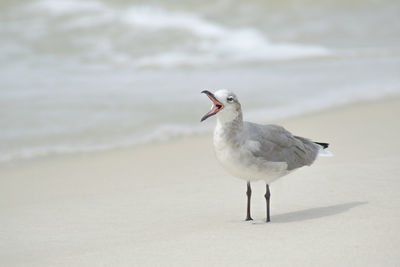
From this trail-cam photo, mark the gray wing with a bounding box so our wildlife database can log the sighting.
[244,122,320,171]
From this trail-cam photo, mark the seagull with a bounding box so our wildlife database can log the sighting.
[200,89,330,222]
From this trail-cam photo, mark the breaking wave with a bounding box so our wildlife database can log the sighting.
[15,0,331,68]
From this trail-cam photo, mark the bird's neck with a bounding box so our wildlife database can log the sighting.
[215,112,243,143]
[216,106,243,125]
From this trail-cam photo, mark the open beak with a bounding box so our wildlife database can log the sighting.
[201,90,224,122]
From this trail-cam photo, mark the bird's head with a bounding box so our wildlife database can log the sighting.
[201,89,242,123]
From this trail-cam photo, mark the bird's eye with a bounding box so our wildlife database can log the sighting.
[227,96,234,102]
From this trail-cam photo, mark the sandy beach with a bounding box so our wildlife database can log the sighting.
[1,96,400,266]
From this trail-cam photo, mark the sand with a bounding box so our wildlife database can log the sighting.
[1,97,400,266]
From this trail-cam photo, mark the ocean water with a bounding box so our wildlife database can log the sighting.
[1,0,399,162]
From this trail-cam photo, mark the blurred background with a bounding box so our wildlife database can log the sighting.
[1,0,399,163]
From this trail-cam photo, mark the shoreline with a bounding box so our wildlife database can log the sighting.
[1,92,399,171]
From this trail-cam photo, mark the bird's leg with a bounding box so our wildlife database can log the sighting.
[265,184,271,222]
[246,181,253,221]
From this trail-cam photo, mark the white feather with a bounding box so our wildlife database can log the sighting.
[318,147,333,157]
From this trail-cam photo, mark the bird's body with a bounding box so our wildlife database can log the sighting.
[214,120,328,182]
[215,122,295,183]
[201,89,330,222]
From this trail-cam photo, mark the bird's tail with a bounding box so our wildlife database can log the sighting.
[314,142,329,149]
[314,142,333,157]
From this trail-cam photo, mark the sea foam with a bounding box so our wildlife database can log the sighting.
[28,1,330,68]
[122,6,330,67]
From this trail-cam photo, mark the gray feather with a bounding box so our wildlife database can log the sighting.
[244,123,320,170]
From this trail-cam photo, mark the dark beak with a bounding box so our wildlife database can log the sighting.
[201,90,224,122]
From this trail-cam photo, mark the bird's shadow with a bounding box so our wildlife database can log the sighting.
[252,201,367,224]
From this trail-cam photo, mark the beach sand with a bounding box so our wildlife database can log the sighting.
[1,97,400,266]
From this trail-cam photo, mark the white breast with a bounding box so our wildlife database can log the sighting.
[213,123,289,183]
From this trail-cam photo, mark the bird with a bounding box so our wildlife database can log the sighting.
[200,89,330,222]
